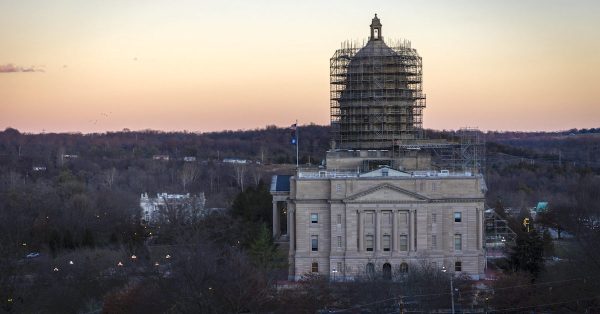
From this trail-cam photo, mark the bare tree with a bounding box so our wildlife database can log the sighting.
[249,164,262,187]
[180,163,199,192]
[56,146,65,167]
[103,167,117,190]
[232,163,247,191]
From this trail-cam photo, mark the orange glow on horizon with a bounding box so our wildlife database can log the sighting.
[1,1,599,133]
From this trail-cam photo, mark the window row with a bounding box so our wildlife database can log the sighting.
[430,234,462,250]
[364,234,408,252]
[311,261,462,274]
[310,213,343,224]
[310,211,463,225]
[313,234,462,252]
[311,261,344,273]
[431,211,462,223]
[366,262,408,279]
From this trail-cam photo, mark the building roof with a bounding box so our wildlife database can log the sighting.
[353,39,397,58]
[359,167,411,178]
[536,201,548,212]
[270,175,292,192]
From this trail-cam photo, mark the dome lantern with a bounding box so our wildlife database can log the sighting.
[370,14,382,40]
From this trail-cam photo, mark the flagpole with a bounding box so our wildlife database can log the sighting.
[296,119,299,169]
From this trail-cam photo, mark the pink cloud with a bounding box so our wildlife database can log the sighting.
[0,63,44,73]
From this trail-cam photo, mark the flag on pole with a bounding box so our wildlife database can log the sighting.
[290,123,297,145]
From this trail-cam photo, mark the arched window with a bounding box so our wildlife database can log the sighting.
[383,263,392,280]
[366,262,375,276]
[400,262,409,273]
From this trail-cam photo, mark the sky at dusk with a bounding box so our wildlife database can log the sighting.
[1,0,599,133]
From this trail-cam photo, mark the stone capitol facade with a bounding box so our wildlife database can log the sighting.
[271,15,486,281]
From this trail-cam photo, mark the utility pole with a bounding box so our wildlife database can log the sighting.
[296,120,299,169]
[398,295,405,314]
[442,266,455,314]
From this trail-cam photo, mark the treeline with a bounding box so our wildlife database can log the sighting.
[1,125,600,312]
[0,124,330,168]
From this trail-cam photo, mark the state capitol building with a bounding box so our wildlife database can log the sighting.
[271,15,486,281]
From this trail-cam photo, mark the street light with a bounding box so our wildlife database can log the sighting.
[332,268,338,282]
[441,266,455,314]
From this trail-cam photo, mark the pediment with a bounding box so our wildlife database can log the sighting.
[345,184,428,203]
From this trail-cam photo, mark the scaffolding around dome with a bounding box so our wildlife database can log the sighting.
[330,37,426,150]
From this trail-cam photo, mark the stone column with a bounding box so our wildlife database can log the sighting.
[289,206,295,254]
[409,209,416,251]
[408,210,412,251]
[414,209,418,251]
[375,210,381,252]
[358,210,363,251]
[272,201,280,238]
[392,210,398,252]
[287,204,296,281]
[478,208,484,250]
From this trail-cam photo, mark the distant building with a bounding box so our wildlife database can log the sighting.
[535,201,548,213]
[183,156,197,162]
[140,192,206,224]
[223,158,249,164]
[152,155,170,161]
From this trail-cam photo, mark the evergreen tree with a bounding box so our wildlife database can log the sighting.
[248,224,285,272]
[510,229,545,278]
[542,229,554,257]
[231,181,272,226]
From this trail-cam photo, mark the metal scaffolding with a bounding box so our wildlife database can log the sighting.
[328,16,485,174]
[330,33,426,150]
[484,210,517,259]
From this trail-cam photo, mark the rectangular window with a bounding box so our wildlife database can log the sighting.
[336,183,341,192]
[432,262,438,269]
[311,235,318,251]
[337,214,342,225]
[432,213,437,224]
[431,235,437,249]
[337,262,342,273]
[311,213,318,224]
[366,212,374,225]
[454,212,462,223]
[366,235,374,251]
[383,235,391,251]
[399,235,408,251]
[337,236,342,248]
[455,261,462,272]
[419,181,425,192]
[382,212,390,225]
[454,234,462,251]
[312,262,319,273]
[401,213,408,224]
